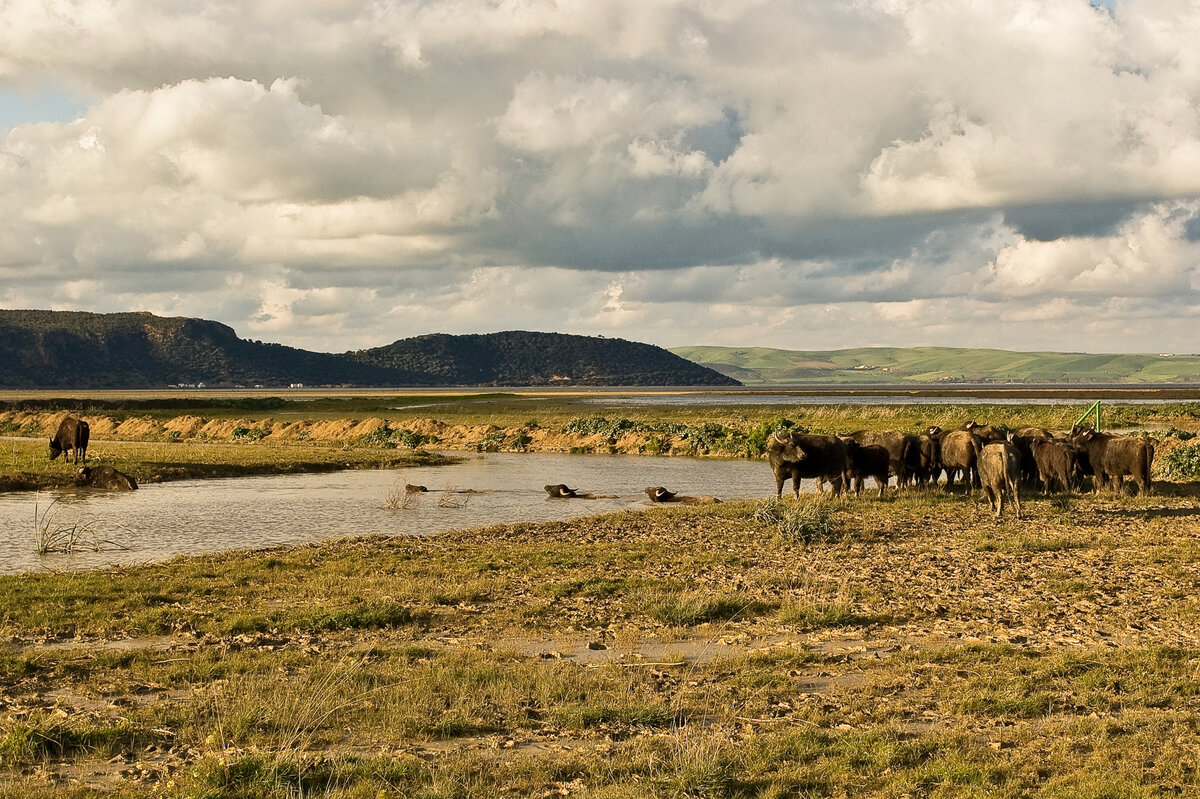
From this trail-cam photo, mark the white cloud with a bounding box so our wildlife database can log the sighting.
[0,0,1199,355]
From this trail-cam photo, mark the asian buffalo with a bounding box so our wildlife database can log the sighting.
[912,433,941,487]
[929,426,982,492]
[978,442,1021,519]
[545,484,579,498]
[766,432,847,498]
[1011,427,1053,486]
[961,420,1008,443]
[49,417,90,464]
[75,465,137,491]
[645,486,721,505]
[1030,439,1078,494]
[846,430,918,487]
[1070,428,1154,495]
[842,439,890,498]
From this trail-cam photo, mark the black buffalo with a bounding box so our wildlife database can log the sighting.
[846,430,918,486]
[842,439,890,498]
[644,486,720,505]
[766,432,847,498]
[75,465,137,491]
[49,417,90,463]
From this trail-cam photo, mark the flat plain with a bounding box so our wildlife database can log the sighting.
[1,390,1199,797]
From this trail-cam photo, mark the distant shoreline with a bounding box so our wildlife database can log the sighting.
[2,383,1200,402]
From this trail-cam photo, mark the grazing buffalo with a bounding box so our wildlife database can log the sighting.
[1030,439,1078,494]
[49,417,90,464]
[931,427,982,492]
[405,484,428,493]
[842,439,890,498]
[847,430,918,486]
[74,465,137,491]
[1071,428,1154,495]
[766,432,847,498]
[978,442,1021,519]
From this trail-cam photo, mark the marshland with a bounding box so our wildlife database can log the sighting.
[2,389,1200,797]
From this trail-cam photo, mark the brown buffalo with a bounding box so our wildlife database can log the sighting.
[931,427,982,492]
[49,417,90,464]
[1030,439,1078,494]
[1071,429,1154,495]
[766,432,847,498]
[912,433,941,487]
[74,465,137,491]
[978,442,1021,519]
[842,439,890,498]
[545,484,579,498]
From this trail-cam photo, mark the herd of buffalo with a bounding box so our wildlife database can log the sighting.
[768,421,1155,519]
[46,414,1158,516]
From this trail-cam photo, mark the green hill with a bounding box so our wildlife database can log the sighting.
[0,310,738,388]
[670,345,1200,385]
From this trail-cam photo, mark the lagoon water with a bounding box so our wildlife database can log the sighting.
[1,452,776,575]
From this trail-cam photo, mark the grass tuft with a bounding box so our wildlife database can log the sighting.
[752,498,839,542]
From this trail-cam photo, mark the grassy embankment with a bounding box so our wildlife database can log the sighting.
[1,484,1200,796]
[4,393,1200,492]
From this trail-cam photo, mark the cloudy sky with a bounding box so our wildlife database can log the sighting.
[1,0,1199,354]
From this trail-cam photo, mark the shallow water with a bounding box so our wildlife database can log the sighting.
[1,452,779,575]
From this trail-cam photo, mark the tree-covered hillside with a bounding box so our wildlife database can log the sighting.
[0,311,736,388]
[352,332,739,386]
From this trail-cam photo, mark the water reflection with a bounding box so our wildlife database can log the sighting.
[1,452,777,575]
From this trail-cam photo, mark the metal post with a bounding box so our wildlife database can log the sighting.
[1074,400,1100,431]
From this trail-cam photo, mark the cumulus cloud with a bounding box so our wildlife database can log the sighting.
[0,0,1199,354]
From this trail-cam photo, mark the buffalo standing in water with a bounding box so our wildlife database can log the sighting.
[50,417,90,464]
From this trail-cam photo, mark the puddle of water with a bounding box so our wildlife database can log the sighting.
[0,452,780,575]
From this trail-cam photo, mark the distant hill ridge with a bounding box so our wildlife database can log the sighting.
[0,310,738,388]
[670,345,1200,385]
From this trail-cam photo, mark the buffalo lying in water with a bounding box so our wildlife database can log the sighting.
[644,486,720,505]
[75,465,137,491]
[544,484,616,499]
